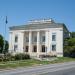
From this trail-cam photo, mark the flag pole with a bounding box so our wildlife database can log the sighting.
[3,16,8,54]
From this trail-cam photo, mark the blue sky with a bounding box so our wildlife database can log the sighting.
[0,0,75,40]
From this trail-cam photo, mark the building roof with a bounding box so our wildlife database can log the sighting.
[9,19,69,32]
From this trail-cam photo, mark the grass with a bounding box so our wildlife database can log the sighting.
[0,57,75,69]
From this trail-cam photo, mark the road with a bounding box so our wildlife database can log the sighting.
[0,61,75,75]
[41,67,75,75]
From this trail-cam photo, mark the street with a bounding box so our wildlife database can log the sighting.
[0,61,75,75]
[41,67,75,75]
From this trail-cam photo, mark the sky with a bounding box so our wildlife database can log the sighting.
[0,0,75,40]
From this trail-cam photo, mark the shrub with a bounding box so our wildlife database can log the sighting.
[0,53,15,62]
[2,53,13,61]
[70,46,75,58]
[0,54,4,62]
[15,53,30,60]
[64,46,71,57]
[15,53,22,60]
[23,54,30,59]
[0,53,30,61]
[0,54,4,58]
[64,46,75,58]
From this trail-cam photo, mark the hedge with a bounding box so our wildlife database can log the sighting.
[0,53,30,62]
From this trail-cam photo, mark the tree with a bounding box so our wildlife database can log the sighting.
[4,40,9,53]
[68,38,75,46]
[0,34,9,53]
[64,38,75,57]
[70,32,75,38]
[0,34,4,53]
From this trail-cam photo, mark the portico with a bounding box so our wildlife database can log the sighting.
[23,30,48,57]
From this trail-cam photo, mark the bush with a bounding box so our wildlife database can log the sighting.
[0,54,4,62]
[15,53,30,60]
[64,38,75,58]
[0,53,15,62]
[0,53,30,62]
[4,53,14,61]
[70,46,75,58]
[64,46,71,57]
[64,46,75,58]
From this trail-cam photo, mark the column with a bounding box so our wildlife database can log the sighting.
[37,31,40,57]
[45,31,49,54]
[9,32,13,53]
[18,32,24,53]
[29,31,32,54]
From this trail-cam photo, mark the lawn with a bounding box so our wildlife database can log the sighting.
[0,57,75,69]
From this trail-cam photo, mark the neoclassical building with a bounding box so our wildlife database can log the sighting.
[9,19,69,57]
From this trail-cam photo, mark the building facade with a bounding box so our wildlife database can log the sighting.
[9,19,69,57]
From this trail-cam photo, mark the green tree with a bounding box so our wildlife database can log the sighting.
[70,32,75,38]
[0,34,4,53]
[3,40,9,54]
[0,34,9,53]
[68,38,75,46]
[64,38,75,57]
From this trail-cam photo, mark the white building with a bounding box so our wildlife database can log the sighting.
[9,19,69,57]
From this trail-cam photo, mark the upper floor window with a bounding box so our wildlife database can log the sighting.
[33,36,37,42]
[52,33,56,41]
[26,37,29,42]
[15,35,18,43]
[14,45,18,52]
[42,36,45,42]
[52,45,56,51]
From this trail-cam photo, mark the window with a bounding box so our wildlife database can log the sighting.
[42,36,45,42]
[14,45,18,51]
[25,46,29,52]
[33,45,37,52]
[52,33,56,41]
[15,35,18,43]
[26,37,29,42]
[42,45,45,52]
[52,45,56,51]
[34,36,37,42]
